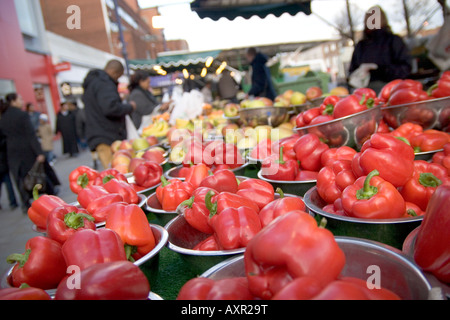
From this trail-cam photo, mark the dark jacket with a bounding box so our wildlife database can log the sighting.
[129,87,158,129]
[248,52,277,100]
[349,29,412,84]
[82,69,133,150]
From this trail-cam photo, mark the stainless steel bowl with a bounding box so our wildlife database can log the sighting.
[381,96,450,131]
[164,162,250,181]
[414,149,443,161]
[257,169,316,196]
[201,236,434,300]
[239,106,291,127]
[294,105,382,150]
[289,102,312,114]
[303,187,423,250]
[164,214,245,275]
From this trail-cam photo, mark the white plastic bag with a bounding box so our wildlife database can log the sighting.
[427,16,450,71]
[125,114,139,140]
[348,63,378,88]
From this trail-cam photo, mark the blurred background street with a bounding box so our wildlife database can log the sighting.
[0,140,97,279]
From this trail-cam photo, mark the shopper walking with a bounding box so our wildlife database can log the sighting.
[82,59,136,169]
[0,93,46,212]
[37,113,55,164]
[218,69,239,103]
[245,47,277,101]
[0,130,18,211]
[56,101,79,157]
[25,102,41,133]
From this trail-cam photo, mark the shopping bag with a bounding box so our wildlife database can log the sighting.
[125,114,139,140]
[427,17,450,71]
[23,160,47,192]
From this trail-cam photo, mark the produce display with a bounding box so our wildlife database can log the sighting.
[2,75,450,301]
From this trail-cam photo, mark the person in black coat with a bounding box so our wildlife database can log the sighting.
[0,94,47,212]
[245,47,277,101]
[349,6,412,93]
[56,101,79,157]
[0,130,18,210]
[82,60,136,169]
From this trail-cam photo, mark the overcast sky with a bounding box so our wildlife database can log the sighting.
[137,0,444,52]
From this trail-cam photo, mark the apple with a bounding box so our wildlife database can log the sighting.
[119,140,132,150]
[330,86,349,96]
[132,137,150,151]
[169,145,187,164]
[306,86,323,100]
[237,136,257,150]
[142,149,165,164]
[129,157,147,173]
[224,128,244,144]
[271,128,294,141]
[254,125,272,143]
[290,91,307,105]
[111,153,131,170]
[256,97,273,107]
[114,149,133,158]
[248,99,267,109]
[113,163,129,174]
[221,123,239,137]
[111,140,122,152]
[240,99,251,109]
[146,136,159,146]
[282,89,294,102]
[224,103,239,117]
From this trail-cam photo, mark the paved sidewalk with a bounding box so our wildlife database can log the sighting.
[0,140,100,280]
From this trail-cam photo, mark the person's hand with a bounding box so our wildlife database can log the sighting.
[160,101,171,111]
[36,154,45,163]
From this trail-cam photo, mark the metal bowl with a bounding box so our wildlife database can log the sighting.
[145,192,178,226]
[164,214,245,275]
[201,236,434,300]
[294,105,382,150]
[257,169,316,196]
[303,187,423,250]
[414,149,443,161]
[289,102,312,114]
[239,106,291,127]
[164,162,250,181]
[381,96,450,131]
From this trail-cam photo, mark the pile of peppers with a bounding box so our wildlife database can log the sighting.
[316,132,450,219]
[177,211,401,300]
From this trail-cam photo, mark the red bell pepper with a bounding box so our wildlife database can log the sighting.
[320,146,357,167]
[261,146,299,181]
[249,138,272,160]
[319,95,340,115]
[211,142,244,169]
[69,165,99,194]
[86,193,124,219]
[387,86,429,106]
[301,107,321,125]
[93,168,128,186]
[193,235,221,251]
[55,261,150,300]
[182,139,206,167]
[205,190,260,216]
[322,198,346,216]
[295,170,319,181]
[179,187,217,234]
[236,178,275,211]
[332,94,368,119]
[413,185,450,283]
[317,160,356,204]
[293,133,330,171]
[132,160,163,188]
[77,185,110,209]
[432,142,450,175]
[271,276,324,300]
[355,133,415,187]
[389,122,423,143]
[353,87,378,106]
[258,188,305,228]
[390,79,423,94]
[178,166,191,178]
[271,134,301,160]
[184,163,210,188]
[244,210,346,299]
[105,203,156,261]
[103,178,139,204]
[46,205,96,244]
[209,205,261,250]
[429,71,450,98]
[341,170,406,219]
[62,228,127,271]
[410,129,450,152]
[378,79,403,103]
[404,201,425,217]
[198,168,239,193]
[156,176,195,211]
[0,284,51,300]
[27,184,67,230]
[309,114,334,125]
[177,277,254,300]
[6,236,67,289]
[376,119,391,133]
[400,160,450,211]
[311,277,400,300]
